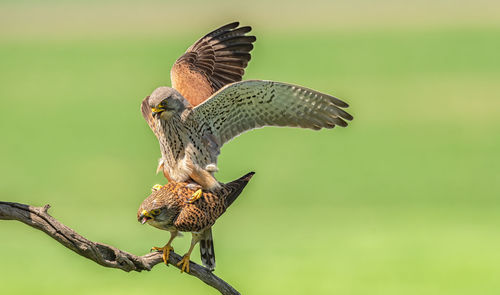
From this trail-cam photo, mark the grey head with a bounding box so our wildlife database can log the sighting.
[148,86,190,120]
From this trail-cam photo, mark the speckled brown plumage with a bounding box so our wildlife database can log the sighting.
[137,172,254,271]
[140,182,226,232]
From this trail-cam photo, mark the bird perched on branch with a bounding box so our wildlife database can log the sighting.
[137,172,254,273]
[141,21,353,201]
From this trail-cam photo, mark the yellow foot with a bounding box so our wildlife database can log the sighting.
[176,254,191,273]
[151,245,174,265]
[151,184,163,192]
[186,189,203,204]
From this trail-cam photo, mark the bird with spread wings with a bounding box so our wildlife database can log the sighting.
[141,22,353,201]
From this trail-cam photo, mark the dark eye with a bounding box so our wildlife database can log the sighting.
[151,209,161,216]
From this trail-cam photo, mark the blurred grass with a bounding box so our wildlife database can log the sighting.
[1,1,500,294]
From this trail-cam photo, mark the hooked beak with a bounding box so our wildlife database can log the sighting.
[138,210,152,224]
[151,107,164,118]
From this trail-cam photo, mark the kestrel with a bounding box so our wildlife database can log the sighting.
[137,172,254,273]
[141,22,353,199]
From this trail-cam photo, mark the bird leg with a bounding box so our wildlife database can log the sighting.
[186,189,203,204]
[151,184,163,192]
[177,244,194,273]
[190,169,221,190]
[185,182,203,204]
[186,169,221,203]
[151,230,178,265]
[177,233,202,273]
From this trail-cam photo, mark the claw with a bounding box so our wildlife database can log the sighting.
[177,254,191,273]
[151,245,174,265]
[186,189,203,204]
[151,184,163,192]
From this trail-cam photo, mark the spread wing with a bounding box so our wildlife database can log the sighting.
[170,22,256,107]
[186,80,353,148]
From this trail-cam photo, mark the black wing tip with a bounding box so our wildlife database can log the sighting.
[334,99,349,108]
[216,21,253,34]
[226,21,240,28]
[222,171,255,208]
[237,25,252,33]
[333,98,353,121]
[339,121,349,127]
[247,35,257,42]
[217,21,239,31]
[225,23,253,39]
[242,171,256,181]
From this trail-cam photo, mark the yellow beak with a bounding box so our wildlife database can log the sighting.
[141,210,152,218]
[139,210,153,224]
[151,107,165,114]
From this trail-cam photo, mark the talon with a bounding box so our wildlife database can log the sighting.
[186,189,203,204]
[151,184,163,192]
[177,254,191,273]
[151,245,174,265]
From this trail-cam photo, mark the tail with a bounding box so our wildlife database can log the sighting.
[199,227,215,271]
[220,172,255,208]
[199,172,254,271]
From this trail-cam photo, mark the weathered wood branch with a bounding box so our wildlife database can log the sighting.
[0,201,240,295]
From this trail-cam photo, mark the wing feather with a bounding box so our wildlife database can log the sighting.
[171,22,256,107]
[186,80,353,147]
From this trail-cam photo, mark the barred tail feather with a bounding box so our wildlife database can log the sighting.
[199,227,215,271]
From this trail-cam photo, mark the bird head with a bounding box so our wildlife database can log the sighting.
[148,87,189,120]
[137,207,164,225]
[137,186,179,227]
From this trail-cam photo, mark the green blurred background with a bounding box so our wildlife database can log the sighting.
[1,0,499,294]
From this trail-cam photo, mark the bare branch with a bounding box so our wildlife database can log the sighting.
[0,201,240,295]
